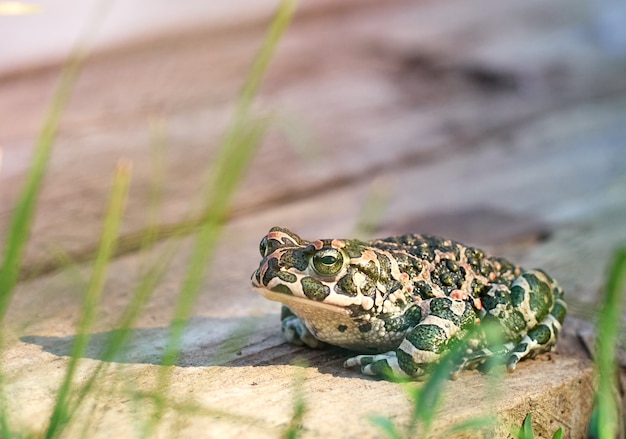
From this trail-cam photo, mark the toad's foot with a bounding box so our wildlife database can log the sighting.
[281,307,325,349]
[344,351,413,379]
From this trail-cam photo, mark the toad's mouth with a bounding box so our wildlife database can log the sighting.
[253,287,350,316]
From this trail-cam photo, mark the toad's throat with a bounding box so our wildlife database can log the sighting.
[255,288,350,316]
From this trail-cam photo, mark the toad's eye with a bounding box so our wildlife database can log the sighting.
[311,248,344,276]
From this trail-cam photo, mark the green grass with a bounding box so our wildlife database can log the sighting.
[0,0,296,437]
[0,3,110,434]
[44,161,132,439]
[145,2,296,436]
[369,323,506,438]
[589,248,626,439]
[517,414,563,439]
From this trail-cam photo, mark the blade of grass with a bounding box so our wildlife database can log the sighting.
[139,116,168,255]
[408,353,454,434]
[0,63,67,318]
[44,159,132,439]
[159,117,269,371]
[62,139,188,437]
[517,413,534,439]
[370,416,404,439]
[0,0,113,321]
[10,120,175,438]
[0,4,113,434]
[69,240,182,438]
[405,322,507,436]
[144,118,270,437]
[159,0,296,377]
[551,427,563,439]
[281,366,307,439]
[141,2,297,435]
[594,248,626,439]
[0,370,8,439]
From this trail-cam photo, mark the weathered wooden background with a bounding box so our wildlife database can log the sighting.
[2,0,625,437]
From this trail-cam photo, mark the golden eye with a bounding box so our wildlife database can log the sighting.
[311,248,344,276]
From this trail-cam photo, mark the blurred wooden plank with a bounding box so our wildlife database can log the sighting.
[1,0,625,278]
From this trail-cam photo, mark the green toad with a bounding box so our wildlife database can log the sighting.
[251,227,566,379]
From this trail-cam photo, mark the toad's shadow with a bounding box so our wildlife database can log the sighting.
[20,314,351,370]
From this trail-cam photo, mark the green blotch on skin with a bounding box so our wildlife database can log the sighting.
[415,280,434,298]
[343,239,368,258]
[281,305,297,320]
[481,288,510,313]
[523,273,551,316]
[429,298,461,326]
[336,272,358,297]
[405,305,422,326]
[397,349,421,375]
[280,248,311,272]
[440,272,454,286]
[552,301,567,323]
[512,343,528,354]
[385,304,423,333]
[369,360,393,377]
[431,259,464,291]
[503,310,527,334]
[510,285,525,307]
[459,302,478,327]
[529,324,552,345]
[446,259,459,272]
[301,276,330,301]
[277,271,297,283]
[271,284,293,295]
[360,260,379,280]
[383,315,409,332]
[406,324,447,353]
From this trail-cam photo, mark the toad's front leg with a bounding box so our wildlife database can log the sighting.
[280,305,326,349]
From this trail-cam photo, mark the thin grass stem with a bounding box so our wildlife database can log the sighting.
[44,160,132,439]
[594,248,626,439]
[141,2,297,435]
